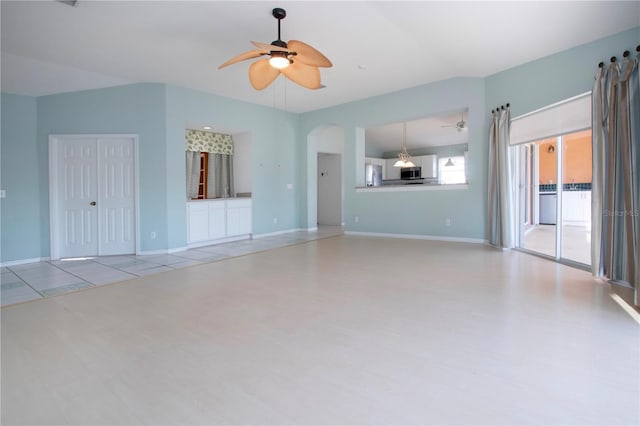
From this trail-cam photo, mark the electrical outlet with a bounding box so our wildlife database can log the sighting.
[150,231,157,239]
[273,217,278,224]
[445,218,452,227]
[355,216,359,223]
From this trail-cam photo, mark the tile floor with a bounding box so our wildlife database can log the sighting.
[1,227,343,307]
[523,224,591,265]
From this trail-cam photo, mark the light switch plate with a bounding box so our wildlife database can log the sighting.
[0,190,5,198]
[286,183,293,190]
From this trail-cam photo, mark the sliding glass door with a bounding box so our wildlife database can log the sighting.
[514,130,592,267]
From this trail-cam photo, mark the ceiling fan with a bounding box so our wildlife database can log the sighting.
[441,112,468,132]
[218,7,332,91]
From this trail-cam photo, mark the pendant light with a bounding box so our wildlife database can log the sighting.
[393,122,415,168]
[445,157,455,167]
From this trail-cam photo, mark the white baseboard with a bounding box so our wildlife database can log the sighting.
[137,235,252,255]
[253,228,307,239]
[185,234,250,249]
[344,231,487,244]
[1,256,51,267]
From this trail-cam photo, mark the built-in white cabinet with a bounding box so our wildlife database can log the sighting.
[413,155,437,179]
[208,201,226,240]
[187,198,252,246]
[226,198,252,236]
[385,159,401,179]
[187,202,210,243]
[562,191,591,226]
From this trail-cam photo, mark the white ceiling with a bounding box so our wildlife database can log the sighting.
[1,1,638,113]
[366,109,469,153]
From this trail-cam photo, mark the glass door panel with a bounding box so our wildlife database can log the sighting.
[520,139,557,258]
[560,130,592,265]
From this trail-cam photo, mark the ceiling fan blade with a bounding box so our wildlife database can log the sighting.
[218,50,265,69]
[280,61,321,89]
[250,40,291,52]
[287,40,332,67]
[248,59,281,90]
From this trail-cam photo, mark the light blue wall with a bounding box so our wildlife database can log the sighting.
[486,26,640,118]
[1,27,638,262]
[1,94,40,261]
[36,84,169,254]
[299,77,488,240]
[164,85,301,238]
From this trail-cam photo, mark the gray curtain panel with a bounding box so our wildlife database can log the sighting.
[185,151,201,199]
[592,52,639,305]
[207,153,235,199]
[488,107,514,248]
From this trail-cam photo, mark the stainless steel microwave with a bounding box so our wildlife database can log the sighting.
[400,166,421,180]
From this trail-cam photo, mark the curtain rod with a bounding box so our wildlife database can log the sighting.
[598,44,640,68]
[491,103,510,114]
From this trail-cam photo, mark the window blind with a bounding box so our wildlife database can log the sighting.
[510,93,591,146]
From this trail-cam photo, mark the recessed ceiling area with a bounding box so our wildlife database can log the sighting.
[366,110,469,155]
[1,1,638,112]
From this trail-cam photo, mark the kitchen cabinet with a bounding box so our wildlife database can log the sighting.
[386,158,401,179]
[561,191,591,226]
[187,198,252,246]
[413,155,437,178]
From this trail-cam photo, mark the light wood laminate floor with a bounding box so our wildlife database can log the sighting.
[1,235,638,425]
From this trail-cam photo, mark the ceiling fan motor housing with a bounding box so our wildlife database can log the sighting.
[271,8,287,49]
[272,8,286,19]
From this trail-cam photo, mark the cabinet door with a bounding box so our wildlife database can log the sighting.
[386,159,401,179]
[187,202,209,243]
[421,155,437,178]
[226,200,252,236]
[237,207,252,234]
[562,192,581,223]
[208,203,226,240]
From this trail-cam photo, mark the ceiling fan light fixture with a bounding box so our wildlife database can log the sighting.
[269,53,290,69]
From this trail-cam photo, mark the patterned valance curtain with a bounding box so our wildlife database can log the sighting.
[185,129,233,155]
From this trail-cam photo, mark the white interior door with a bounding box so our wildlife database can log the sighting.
[56,138,99,258]
[317,153,342,225]
[98,137,135,256]
[51,135,136,259]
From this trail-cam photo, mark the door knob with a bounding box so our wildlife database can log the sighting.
[90,201,97,206]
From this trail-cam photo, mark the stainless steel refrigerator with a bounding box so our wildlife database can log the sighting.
[365,164,382,187]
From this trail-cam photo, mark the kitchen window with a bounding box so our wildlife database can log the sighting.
[438,156,466,184]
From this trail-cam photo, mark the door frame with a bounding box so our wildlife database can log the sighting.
[49,134,140,260]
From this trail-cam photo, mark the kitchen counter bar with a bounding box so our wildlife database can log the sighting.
[355,183,468,192]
